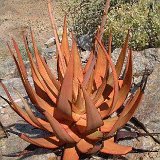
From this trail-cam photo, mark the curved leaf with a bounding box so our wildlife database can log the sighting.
[44,111,75,143]
[20,134,62,149]
[57,54,73,117]
[110,49,132,114]
[101,137,132,155]
[81,85,103,132]
[61,15,70,64]
[48,0,66,75]
[108,88,143,137]
[63,147,79,160]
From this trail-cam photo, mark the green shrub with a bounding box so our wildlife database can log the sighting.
[65,0,160,50]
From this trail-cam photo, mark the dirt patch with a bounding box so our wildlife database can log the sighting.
[0,0,65,78]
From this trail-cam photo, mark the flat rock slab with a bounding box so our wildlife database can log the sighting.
[0,106,57,160]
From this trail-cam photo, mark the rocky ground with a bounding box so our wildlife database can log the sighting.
[0,0,65,79]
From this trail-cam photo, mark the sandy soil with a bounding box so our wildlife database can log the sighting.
[0,0,64,62]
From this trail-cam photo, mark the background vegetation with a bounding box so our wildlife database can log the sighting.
[63,0,160,50]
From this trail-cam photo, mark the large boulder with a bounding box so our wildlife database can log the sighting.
[112,48,160,159]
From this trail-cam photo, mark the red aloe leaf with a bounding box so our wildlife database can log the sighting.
[24,46,51,103]
[98,99,112,119]
[73,86,86,114]
[95,38,119,117]
[57,54,73,117]
[107,31,129,88]
[120,88,142,117]
[40,55,61,90]
[76,139,93,153]
[65,127,81,143]
[83,54,96,86]
[86,130,103,142]
[61,15,70,64]
[81,85,103,132]
[1,84,54,133]
[87,144,102,154]
[0,88,39,129]
[101,137,132,155]
[72,34,83,100]
[110,49,132,114]
[0,80,13,102]
[94,44,107,88]
[44,111,75,143]
[100,116,118,133]
[30,66,51,103]
[108,88,143,137]
[2,101,40,131]
[57,55,64,83]
[7,44,40,107]
[20,134,62,149]
[94,84,112,107]
[62,147,79,160]
[14,88,54,132]
[12,38,28,78]
[30,56,57,104]
[83,51,93,74]
[8,43,54,113]
[11,39,44,104]
[93,71,109,104]
[30,31,59,95]
[24,41,57,104]
[75,117,86,134]
[86,72,94,94]
[98,0,110,41]
[93,81,122,119]
[14,89,43,127]
[48,0,66,76]
[115,31,130,77]
[94,77,124,109]
[108,31,112,57]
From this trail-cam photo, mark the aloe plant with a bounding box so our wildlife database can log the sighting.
[0,0,147,159]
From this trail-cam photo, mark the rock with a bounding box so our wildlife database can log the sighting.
[0,77,33,109]
[136,61,160,131]
[111,48,160,159]
[112,48,160,82]
[0,106,57,160]
[12,61,31,78]
[44,37,56,48]
[46,55,58,77]
[0,122,7,139]
[0,57,31,79]
[0,105,29,160]
[77,34,93,51]
[23,149,57,160]
[42,46,56,59]
[57,27,63,37]
[81,50,91,64]
[0,58,16,79]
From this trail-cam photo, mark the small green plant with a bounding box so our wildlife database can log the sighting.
[66,0,160,50]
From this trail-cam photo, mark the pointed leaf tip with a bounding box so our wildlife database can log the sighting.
[57,54,73,117]
[81,85,103,132]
